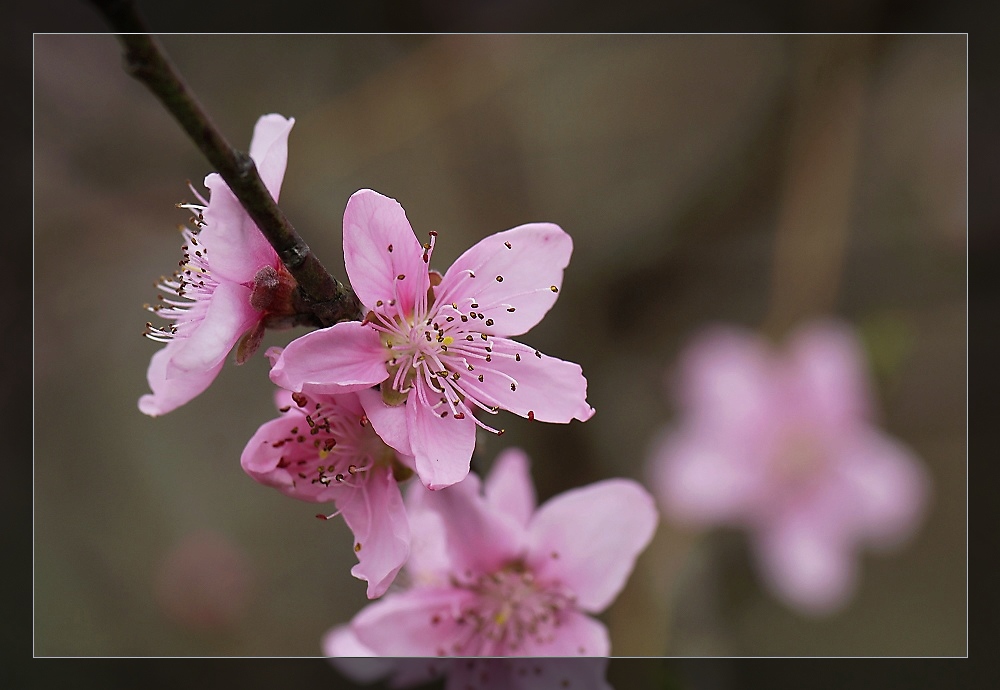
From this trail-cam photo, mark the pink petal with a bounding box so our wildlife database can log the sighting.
[415,469,524,576]
[835,430,930,550]
[526,479,658,613]
[517,609,611,657]
[458,338,594,422]
[786,320,874,430]
[648,428,764,525]
[166,281,259,376]
[341,466,411,599]
[753,511,858,615]
[402,482,452,582]
[200,173,278,284]
[674,326,774,440]
[239,413,332,501]
[406,396,476,490]
[435,223,572,337]
[343,189,429,316]
[351,588,478,656]
[269,321,389,394]
[483,447,536,528]
[322,624,376,657]
[248,114,294,199]
[322,626,395,683]
[356,386,413,457]
[138,344,222,417]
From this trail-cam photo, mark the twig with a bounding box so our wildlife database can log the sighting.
[87,0,363,327]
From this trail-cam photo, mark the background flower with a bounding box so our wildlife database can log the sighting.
[648,321,930,614]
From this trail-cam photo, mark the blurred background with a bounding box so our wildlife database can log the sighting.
[34,33,964,662]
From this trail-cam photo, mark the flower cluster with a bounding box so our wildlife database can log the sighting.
[139,113,931,663]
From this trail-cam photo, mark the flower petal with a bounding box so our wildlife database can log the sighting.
[356,386,412,457]
[138,344,222,417]
[414,469,524,576]
[351,588,478,656]
[752,512,858,616]
[648,428,765,525]
[436,223,572,337]
[342,466,410,599]
[322,626,393,683]
[527,479,658,613]
[248,114,294,199]
[459,338,594,423]
[674,326,774,440]
[343,189,429,315]
[270,321,389,394]
[484,447,536,528]
[199,173,278,284]
[402,482,453,584]
[167,281,259,376]
[517,610,611,657]
[239,412,336,502]
[406,395,476,490]
[835,430,930,549]
[787,320,874,430]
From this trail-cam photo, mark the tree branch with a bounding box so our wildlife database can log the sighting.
[87,0,362,327]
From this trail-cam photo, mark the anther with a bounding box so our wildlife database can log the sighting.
[504,241,512,249]
[292,392,309,407]
[485,319,494,326]
[507,307,516,312]
[515,353,521,361]
[397,274,406,280]
[454,412,465,419]
[511,383,517,391]
[387,244,393,252]
[550,285,559,292]
[496,275,504,282]
[528,410,535,420]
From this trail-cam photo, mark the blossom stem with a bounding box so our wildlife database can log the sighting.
[87,0,363,327]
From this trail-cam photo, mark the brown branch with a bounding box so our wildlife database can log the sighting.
[87,0,362,327]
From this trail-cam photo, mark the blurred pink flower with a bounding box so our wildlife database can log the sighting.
[154,530,253,631]
[329,448,657,656]
[324,624,612,690]
[648,321,930,615]
[242,372,415,599]
[139,114,296,416]
[270,189,594,490]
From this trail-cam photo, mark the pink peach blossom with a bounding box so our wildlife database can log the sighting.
[139,114,296,416]
[648,321,930,615]
[330,448,657,656]
[324,624,612,690]
[241,375,414,599]
[270,189,594,490]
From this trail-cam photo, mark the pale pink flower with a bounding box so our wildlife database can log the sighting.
[329,448,657,656]
[139,114,297,416]
[270,189,594,489]
[324,625,612,690]
[241,366,414,599]
[648,321,930,615]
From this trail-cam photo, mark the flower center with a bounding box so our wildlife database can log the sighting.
[770,429,827,487]
[436,561,576,656]
[273,392,407,493]
[364,295,511,435]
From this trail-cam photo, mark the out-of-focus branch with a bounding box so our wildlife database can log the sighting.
[87,0,362,327]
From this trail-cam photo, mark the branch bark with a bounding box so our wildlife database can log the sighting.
[87,0,362,327]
